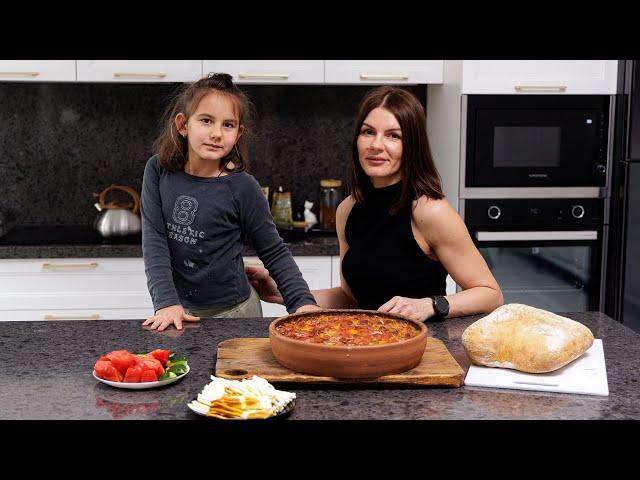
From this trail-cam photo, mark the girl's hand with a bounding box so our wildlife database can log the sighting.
[295,304,323,314]
[245,265,284,304]
[142,305,200,331]
[377,296,435,323]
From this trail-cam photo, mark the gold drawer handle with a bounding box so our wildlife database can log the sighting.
[0,71,40,77]
[113,72,167,79]
[42,262,99,270]
[514,85,567,92]
[360,74,409,80]
[237,73,290,79]
[44,314,100,320]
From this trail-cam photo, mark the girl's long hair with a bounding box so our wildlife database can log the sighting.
[153,73,255,173]
[349,86,444,213]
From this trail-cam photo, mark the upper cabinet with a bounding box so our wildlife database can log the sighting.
[76,60,202,82]
[325,60,444,84]
[0,61,76,82]
[203,60,324,84]
[462,60,618,94]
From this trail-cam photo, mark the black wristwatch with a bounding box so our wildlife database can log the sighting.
[429,295,449,321]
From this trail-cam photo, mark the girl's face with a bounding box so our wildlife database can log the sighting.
[176,90,244,165]
[357,107,403,188]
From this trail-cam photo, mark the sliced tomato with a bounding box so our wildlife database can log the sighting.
[123,364,144,383]
[94,360,113,379]
[138,358,165,376]
[102,364,123,382]
[140,369,158,382]
[148,349,170,366]
[106,350,137,376]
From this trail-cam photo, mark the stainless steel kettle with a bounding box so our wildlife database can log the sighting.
[93,185,142,237]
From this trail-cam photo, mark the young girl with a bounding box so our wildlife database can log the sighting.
[141,73,319,331]
[247,86,503,322]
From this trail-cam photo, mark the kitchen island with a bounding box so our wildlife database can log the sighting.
[1,311,639,420]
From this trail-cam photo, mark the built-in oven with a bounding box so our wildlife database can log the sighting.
[461,95,613,198]
[463,198,606,312]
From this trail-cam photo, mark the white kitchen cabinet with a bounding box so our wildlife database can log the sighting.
[203,60,324,84]
[325,60,443,84]
[244,255,332,317]
[0,258,153,321]
[76,61,202,83]
[462,60,618,94]
[0,61,76,82]
[331,255,341,288]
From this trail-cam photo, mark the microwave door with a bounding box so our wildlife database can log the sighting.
[466,95,610,189]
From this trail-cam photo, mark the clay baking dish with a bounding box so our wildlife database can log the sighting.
[268,309,428,379]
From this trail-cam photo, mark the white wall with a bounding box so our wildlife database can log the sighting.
[426,60,463,213]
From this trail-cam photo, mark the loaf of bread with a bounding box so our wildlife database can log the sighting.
[461,303,594,373]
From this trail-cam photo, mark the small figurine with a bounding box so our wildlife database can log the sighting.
[303,200,317,227]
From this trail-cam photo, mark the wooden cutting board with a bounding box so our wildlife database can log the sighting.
[215,337,464,386]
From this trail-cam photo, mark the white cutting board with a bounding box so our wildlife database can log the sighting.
[464,339,609,396]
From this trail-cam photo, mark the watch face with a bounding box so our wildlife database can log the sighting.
[434,296,449,315]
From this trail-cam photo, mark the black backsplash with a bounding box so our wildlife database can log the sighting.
[0,82,426,225]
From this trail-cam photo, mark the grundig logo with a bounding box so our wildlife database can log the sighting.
[528,173,548,178]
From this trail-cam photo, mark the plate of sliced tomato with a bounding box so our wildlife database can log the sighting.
[93,349,189,390]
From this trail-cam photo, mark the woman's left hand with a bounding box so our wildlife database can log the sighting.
[377,296,434,322]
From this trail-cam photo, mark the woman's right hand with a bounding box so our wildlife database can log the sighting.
[142,305,200,331]
[245,265,284,304]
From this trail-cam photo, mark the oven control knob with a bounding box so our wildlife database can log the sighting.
[571,205,585,219]
[487,206,501,220]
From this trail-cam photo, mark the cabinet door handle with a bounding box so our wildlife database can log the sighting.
[237,73,290,79]
[514,85,567,92]
[360,74,409,80]
[42,262,99,270]
[0,71,40,77]
[44,314,100,320]
[113,72,167,79]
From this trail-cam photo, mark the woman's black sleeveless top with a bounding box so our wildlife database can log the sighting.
[342,181,447,310]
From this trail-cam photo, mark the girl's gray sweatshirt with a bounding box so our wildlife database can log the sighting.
[141,156,316,314]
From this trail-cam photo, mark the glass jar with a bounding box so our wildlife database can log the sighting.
[319,179,342,230]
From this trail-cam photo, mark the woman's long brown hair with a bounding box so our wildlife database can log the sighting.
[349,86,444,213]
[152,73,254,173]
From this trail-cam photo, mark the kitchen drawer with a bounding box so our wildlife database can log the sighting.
[0,258,152,318]
[203,60,324,84]
[0,258,149,295]
[0,258,145,274]
[0,307,153,322]
[76,60,202,82]
[325,60,443,84]
[0,273,148,295]
[0,60,76,82]
[0,291,152,311]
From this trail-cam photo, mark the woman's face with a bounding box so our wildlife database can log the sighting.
[176,90,244,165]
[357,107,403,187]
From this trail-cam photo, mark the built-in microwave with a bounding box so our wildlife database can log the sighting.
[462,95,613,193]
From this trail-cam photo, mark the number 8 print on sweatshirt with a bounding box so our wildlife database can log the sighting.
[173,195,199,226]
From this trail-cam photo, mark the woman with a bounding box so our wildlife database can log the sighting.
[246,86,502,322]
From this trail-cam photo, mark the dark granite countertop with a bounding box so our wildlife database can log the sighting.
[0,234,339,258]
[1,311,639,420]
